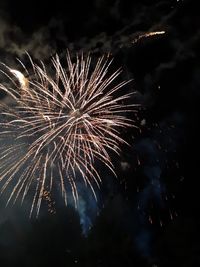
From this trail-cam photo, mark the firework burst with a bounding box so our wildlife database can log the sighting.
[0,52,135,216]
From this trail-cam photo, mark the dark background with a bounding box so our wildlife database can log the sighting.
[0,0,199,266]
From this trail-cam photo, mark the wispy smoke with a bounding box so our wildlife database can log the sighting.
[76,183,99,235]
[133,112,184,261]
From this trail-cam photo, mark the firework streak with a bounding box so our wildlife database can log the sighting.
[132,31,165,44]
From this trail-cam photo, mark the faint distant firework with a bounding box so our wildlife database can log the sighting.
[0,52,136,216]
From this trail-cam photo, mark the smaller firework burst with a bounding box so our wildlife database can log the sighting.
[0,51,136,216]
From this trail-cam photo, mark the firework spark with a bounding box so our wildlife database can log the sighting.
[132,31,165,44]
[0,52,135,216]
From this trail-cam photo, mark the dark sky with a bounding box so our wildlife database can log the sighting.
[0,0,199,266]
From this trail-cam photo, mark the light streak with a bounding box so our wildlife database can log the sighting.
[132,31,166,44]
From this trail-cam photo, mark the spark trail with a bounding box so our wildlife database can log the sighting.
[0,52,135,216]
[132,31,165,44]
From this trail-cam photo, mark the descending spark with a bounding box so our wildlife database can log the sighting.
[132,31,165,44]
[0,52,136,216]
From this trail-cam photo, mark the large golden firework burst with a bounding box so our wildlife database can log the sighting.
[0,52,135,216]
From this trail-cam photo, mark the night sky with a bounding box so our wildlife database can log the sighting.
[0,0,199,266]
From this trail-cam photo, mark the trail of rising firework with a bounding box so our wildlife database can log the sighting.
[132,31,165,44]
